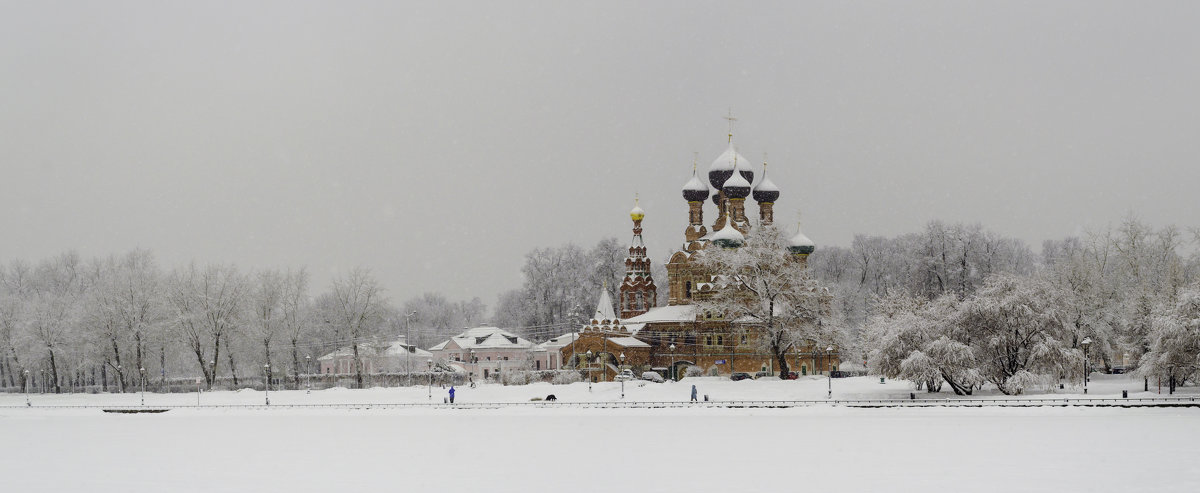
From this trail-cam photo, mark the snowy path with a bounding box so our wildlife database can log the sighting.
[1,406,1198,493]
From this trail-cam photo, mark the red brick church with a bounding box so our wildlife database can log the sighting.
[560,124,838,381]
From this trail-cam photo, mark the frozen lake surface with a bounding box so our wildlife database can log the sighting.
[2,376,1198,493]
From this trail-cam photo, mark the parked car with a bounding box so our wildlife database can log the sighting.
[753,371,773,379]
[1110,367,1127,374]
[730,372,752,381]
[640,371,664,383]
[614,369,635,382]
[784,371,800,380]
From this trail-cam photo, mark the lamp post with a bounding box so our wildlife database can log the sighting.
[263,363,271,405]
[404,310,417,387]
[139,367,146,406]
[586,350,593,392]
[1081,337,1091,395]
[826,346,834,400]
[619,353,626,399]
[305,355,312,394]
[40,369,45,394]
[24,370,30,406]
[427,360,433,401]
[669,343,676,382]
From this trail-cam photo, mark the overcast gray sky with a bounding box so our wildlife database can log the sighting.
[2,1,1198,307]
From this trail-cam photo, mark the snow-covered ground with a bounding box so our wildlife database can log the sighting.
[0,373,1193,407]
[2,375,1199,492]
[2,405,1198,492]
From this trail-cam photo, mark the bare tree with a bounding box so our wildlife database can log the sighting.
[328,268,386,388]
[167,264,245,390]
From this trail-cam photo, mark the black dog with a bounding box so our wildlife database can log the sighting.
[545,394,557,401]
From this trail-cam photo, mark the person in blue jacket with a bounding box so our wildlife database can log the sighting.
[449,386,455,404]
[690,384,698,402]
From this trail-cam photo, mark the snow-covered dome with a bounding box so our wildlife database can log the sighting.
[708,142,753,189]
[788,223,815,255]
[682,167,710,202]
[630,199,645,222]
[722,167,751,199]
[752,164,779,203]
[711,217,745,249]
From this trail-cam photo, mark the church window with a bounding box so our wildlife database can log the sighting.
[705,335,713,346]
[716,335,723,346]
[740,334,747,345]
[636,292,643,310]
[685,281,692,299]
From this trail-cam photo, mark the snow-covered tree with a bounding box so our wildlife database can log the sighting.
[695,224,840,379]
[865,294,982,394]
[956,274,1083,394]
[1138,283,1200,390]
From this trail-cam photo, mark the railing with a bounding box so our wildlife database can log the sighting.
[2,396,1197,411]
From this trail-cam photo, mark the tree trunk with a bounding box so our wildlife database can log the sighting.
[224,336,239,387]
[263,338,272,389]
[774,346,790,378]
[47,348,61,394]
[110,338,125,392]
[291,339,301,389]
[352,344,363,389]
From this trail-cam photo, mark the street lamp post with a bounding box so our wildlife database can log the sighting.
[619,353,626,399]
[24,370,30,406]
[263,363,271,406]
[669,343,676,382]
[305,355,312,394]
[139,367,146,406]
[427,360,433,401]
[826,346,834,400]
[1081,337,1092,395]
[586,350,593,392]
[405,310,417,387]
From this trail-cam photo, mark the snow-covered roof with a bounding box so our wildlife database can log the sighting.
[593,289,617,322]
[710,142,749,173]
[722,166,751,190]
[536,332,579,351]
[383,341,432,358]
[434,326,533,351]
[683,169,709,190]
[607,336,651,348]
[789,223,815,249]
[711,217,745,247]
[623,305,697,324]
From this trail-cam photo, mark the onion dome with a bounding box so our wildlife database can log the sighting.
[752,164,779,203]
[721,167,751,199]
[682,166,710,202]
[711,213,745,249]
[630,198,645,221]
[708,142,752,189]
[788,223,816,255]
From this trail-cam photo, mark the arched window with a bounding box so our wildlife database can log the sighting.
[685,281,692,299]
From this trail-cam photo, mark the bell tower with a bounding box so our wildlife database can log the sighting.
[619,197,657,319]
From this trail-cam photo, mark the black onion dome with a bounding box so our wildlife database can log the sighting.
[752,166,780,203]
[708,169,733,190]
[682,168,710,202]
[722,170,751,199]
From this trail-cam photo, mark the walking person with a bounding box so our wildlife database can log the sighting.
[449,386,455,404]
[690,384,698,402]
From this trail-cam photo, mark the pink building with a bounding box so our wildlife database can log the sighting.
[317,338,432,375]
[429,327,536,380]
